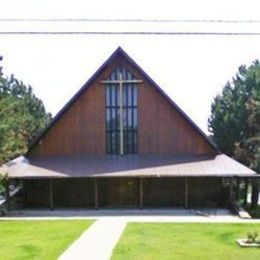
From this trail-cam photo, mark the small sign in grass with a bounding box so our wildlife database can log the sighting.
[237,239,260,248]
[237,231,260,248]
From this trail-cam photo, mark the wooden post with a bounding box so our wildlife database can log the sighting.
[229,177,234,201]
[94,178,99,210]
[185,177,189,209]
[49,179,54,210]
[243,178,248,207]
[5,179,10,211]
[139,178,143,209]
[236,178,240,201]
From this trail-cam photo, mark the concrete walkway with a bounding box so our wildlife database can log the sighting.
[3,208,260,222]
[59,219,126,260]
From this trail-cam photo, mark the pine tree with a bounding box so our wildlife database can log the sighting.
[209,60,260,208]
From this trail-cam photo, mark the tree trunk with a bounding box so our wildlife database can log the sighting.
[251,180,260,209]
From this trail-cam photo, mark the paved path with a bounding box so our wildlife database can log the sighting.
[3,209,260,223]
[59,219,126,260]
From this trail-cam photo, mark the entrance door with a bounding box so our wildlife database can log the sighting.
[99,178,139,208]
[143,178,185,207]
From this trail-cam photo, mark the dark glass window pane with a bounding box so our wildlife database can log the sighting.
[106,86,110,106]
[128,85,132,106]
[111,70,116,80]
[116,85,120,106]
[133,132,138,153]
[123,131,128,154]
[106,108,111,130]
[122,67,126,80]
[129,132,134,154]
[111,108,117,130]
[127,71,132,80]
[133,85,137,106]
[111,132,117,153]
[128,108,132,129]
[105,67,138,155]
[111,85,116,106]
[106,132,111,153]
[116,109,120,130]
[133,108,137,130]
[116,68,120,80]
[117,132,121,154]
[122,109,127,130]
[123,85,127,106]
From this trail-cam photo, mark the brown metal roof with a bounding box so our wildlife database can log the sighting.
[1,154,257,179]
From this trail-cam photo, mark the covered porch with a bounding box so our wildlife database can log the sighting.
[17,176,253,210]
[1,154,258,211]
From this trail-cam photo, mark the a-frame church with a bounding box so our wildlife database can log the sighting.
[1,47,257,209]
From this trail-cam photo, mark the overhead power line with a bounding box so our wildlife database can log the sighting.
[1,18,260,23]
[1,31,260,36]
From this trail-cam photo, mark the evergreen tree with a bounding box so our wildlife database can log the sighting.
[209,60,260,208]
[0,57,51,164]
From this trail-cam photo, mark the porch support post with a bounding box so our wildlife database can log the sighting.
[4,179,10,211]
[139,178,143,209]
[49,179,54,210]
[229,177,234,201]
[94,178,99,210]
[185,177,189,209]
[243,178,249,207]
[236,177,240,201]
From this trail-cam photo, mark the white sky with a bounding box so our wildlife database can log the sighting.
[1,0,260,134]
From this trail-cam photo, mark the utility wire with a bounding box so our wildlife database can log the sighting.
[2,18,260,36]
[1,18,260,23]
[1,31,260,36]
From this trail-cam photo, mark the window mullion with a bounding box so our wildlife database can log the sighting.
[119,74,124,155]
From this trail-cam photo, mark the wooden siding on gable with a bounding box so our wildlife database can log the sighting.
[30,79,106,156]
[29,52,216,156]
[138,78,216,155]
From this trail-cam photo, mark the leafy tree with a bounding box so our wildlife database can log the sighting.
[0,56,51,164]
[209,60,260,208]
[0,173,7,193]
[0,56,2,76]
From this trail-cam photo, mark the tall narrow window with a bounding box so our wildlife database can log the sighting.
[103,67,141,155]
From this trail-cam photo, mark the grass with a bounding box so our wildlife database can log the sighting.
[0,220,94,260]
[112,223,260,260]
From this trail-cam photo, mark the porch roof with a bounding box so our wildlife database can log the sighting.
[0,154,257,179]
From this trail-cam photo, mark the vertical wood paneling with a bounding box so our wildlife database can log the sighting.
[29,54,216,156]
[138,77,216,155]
[30,79,106,156]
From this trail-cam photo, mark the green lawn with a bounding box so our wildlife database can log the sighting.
[112,223,260,260]
[0,220,94,260]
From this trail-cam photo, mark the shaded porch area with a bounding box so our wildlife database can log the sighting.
[16,176,239,210]
[2,154,258,212]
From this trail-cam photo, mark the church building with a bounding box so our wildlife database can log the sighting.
[1,47,257,209]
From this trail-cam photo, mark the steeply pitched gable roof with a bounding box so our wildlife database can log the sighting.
[27,47,218,155]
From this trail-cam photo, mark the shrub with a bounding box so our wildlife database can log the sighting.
[246,231,258,243]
